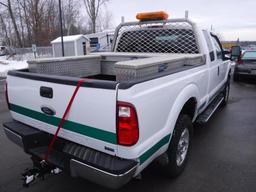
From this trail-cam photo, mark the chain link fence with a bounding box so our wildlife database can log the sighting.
[10,46,53,61]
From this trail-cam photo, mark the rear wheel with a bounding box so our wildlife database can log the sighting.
[163,114,193,178]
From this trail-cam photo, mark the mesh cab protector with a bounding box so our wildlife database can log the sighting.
[113,19,200,54]
[116,28,199,54]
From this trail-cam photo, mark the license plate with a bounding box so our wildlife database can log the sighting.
[251,70,256,74]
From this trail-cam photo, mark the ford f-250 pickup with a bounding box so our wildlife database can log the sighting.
[3,11,231,188]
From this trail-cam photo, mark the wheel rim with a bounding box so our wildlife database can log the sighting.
[176,128,189,166]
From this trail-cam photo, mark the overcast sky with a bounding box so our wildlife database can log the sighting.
[107,0,256,41]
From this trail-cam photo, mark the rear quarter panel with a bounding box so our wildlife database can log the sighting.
[117,65,208,172]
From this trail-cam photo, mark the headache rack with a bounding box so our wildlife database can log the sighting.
[26,19,205,82]
[112,18,202,54]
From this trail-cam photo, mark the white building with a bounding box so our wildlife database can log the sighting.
[51,34,90,57]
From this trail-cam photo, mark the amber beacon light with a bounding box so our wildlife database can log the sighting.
[136,11,169,21]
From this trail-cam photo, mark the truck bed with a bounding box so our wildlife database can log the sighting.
[27,52,206,82]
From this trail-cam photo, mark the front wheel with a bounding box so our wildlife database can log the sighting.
[163,114,193,178]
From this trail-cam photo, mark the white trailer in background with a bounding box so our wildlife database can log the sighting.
[51,35,90,57]
[86,30,115,52]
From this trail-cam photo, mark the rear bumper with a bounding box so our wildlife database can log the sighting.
[235,72,256,78]
[234,72,256,82]
[3,121,138,189]
[234,68,256,80]
[70,159,137,189]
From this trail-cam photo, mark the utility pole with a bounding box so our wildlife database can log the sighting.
[58,0,65,57]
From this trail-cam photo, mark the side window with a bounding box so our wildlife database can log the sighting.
[211,36,223,60]
[203,30,215,62]
[89,38,99,47]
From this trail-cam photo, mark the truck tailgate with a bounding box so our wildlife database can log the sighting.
[7,72,118,155]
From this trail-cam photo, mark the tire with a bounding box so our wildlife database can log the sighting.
[222,77,230,106]
[164,114,193,178]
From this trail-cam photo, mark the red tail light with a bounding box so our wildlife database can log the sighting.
[117,102,139,146]
[236,59,243,65]
[5,82,10,110]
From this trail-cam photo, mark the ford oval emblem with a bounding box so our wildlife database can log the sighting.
[41,106,56,116]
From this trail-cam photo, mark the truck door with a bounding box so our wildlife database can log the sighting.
[210,34,229,87]
[203,30,219,101]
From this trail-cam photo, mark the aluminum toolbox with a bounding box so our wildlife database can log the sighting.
[90,52,150,76]
[28,55,101,77]
[115,54,206,81]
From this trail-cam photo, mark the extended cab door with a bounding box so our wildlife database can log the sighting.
[203,30,220,100]
[210,34,229,87]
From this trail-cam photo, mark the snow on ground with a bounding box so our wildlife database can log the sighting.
[0,56,28,78]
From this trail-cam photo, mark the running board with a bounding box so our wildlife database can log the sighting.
[196,95,224,124]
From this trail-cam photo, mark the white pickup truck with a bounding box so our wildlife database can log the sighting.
[3,12,231,189]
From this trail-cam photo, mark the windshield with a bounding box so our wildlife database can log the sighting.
[242,51,256,60]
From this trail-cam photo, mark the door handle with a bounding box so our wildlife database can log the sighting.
[218,66,220,76]
[40,86,53,98]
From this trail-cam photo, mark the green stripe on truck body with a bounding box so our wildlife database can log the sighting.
[139,134,171,165]
[10,103,171,164]
[10,104,117,144]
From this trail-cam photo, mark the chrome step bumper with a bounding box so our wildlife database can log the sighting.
[3,121,138,189]
[70,159,137,189]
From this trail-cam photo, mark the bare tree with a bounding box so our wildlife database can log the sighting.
[0,13,11,45]
[83,0,109,33]
[16,0,25,46]
[97,8,113,32]
[17,0,33,46]
[1,0,23,47]
[0,0,93,47]
[62,0,80,35]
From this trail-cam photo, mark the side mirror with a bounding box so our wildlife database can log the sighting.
[230,46,241,61]
[222,50,231,61]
